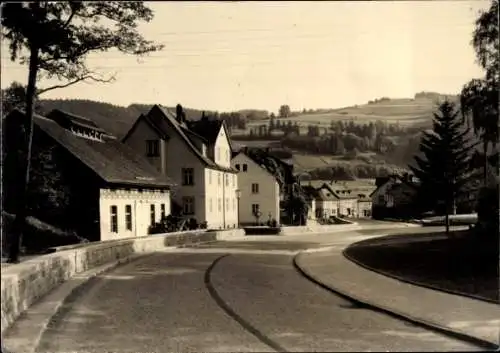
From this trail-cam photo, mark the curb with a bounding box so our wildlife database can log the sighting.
[2,253,153,353]
[292,251,499,351]
[342,246,500,305]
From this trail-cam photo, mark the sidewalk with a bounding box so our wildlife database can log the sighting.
[294,246,500,349]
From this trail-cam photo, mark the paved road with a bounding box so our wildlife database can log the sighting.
[37,231,483,352]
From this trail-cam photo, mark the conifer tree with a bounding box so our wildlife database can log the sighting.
[409,100,477,233]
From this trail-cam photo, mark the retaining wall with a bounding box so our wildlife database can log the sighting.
[1,229,244,336]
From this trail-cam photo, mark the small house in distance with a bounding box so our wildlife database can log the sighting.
[370,174,418,219]
[3,109,175,242]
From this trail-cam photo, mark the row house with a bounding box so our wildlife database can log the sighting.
[122,105,239,229]
[3,109,174,241]
[303,182,372,220]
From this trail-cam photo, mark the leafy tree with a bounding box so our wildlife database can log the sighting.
[460,0,499,182]
[2,82,30,113]
[279,104,291,118]
[409,101,477,233]
[1,1,163,263]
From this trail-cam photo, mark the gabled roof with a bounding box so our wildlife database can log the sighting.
[188,118,235,152]
[8,109,175,188]
[318,182,358,200]
[187,119,223,144]
[139,105,237,173]
[369,174,418,197]
[122,113,169,141]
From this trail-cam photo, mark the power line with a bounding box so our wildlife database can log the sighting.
[2,57,320,70]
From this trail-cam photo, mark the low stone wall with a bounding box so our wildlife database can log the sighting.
[280,222,361,236]
[0,229,244,336]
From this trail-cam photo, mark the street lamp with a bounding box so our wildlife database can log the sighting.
[235,189,241,228]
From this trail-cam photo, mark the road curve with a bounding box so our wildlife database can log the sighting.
[36,250,484,352]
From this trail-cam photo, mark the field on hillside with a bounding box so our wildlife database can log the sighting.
[284,152,402,173]
[245,97,458,132]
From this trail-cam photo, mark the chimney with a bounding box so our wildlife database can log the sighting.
[201,111,208,121]
[175,104,184,123]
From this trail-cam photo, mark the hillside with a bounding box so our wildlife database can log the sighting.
[37,100,270,138]
[246,92,460,132]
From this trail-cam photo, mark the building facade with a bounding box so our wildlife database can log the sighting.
[231,151,280,225]
[122,105,239,229]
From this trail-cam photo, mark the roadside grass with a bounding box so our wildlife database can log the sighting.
[344,230,499,303]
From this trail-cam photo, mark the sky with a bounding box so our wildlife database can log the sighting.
[0,1,491,113]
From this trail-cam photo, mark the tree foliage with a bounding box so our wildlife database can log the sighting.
[460,0,499,180]
[279,104,291,118]
[2,2,163,91]
[409,101,477,216]
[1,1,163,262]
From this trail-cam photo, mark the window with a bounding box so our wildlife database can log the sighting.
[378,195,385,204]
[208,170,212,184]
[150,204,156,225]
[182,168,194,185]
[161,204,166,219]
[225,174,229,186]
[218,173,221,186]
[209,198,213,213]
[251,183,259,194]
[236,164,240,171]
[225,198,229,211]
[110,206,118,233]
[233,198,236,211]
[251,204,260,215]
[146,140,160,157]
[218,198,222,212]
[242,164,248,172]
[125,205,132,231]
[182,196,195,215]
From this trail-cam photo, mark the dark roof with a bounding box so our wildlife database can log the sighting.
[316,184,341,201]
[8,109,175,188]
[370,174,418,197]
[144,105,237,173]
[187,119,223,144]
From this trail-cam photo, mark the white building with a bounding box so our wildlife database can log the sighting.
[122,105,239,229]
[231,151,280,225]
[4,109,174,242]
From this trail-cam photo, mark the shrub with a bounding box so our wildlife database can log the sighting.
[187,218,198,230]
[2,211,87,254]
[475,180,499,238]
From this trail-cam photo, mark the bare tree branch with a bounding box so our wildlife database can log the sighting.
[62,3,77,28]
[37,73,116,95]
